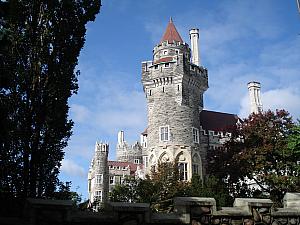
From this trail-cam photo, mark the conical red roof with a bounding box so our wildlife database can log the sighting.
[160,18,183,44]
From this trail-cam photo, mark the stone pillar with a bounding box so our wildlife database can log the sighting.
[247,81,263,114]
[189,28,200,66]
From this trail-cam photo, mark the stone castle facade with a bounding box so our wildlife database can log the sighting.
[88,19,262,208]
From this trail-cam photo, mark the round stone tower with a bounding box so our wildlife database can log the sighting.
[141,19,208,180]
[88,142,109,210]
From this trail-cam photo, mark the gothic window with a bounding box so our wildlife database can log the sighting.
[97,160,100,166]
[94,190,102,202]
[95,174,103,184]
[159,126,169,141]
[134,159,140,164]
[178,162,188,181]
[192,127,199,143]
[192,164,199,174]
[109,176,115,185]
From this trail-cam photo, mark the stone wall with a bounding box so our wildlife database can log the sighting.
[1,193,300,225]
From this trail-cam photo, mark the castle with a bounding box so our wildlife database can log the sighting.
[87,19,263,208]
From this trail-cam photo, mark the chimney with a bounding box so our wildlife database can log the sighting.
[247,81,263,114]
[189,28,200,66]
[118,130,124,144]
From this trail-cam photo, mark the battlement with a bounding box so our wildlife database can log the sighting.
[95,142,109,152]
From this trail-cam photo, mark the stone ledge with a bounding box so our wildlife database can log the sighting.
[283,193,300,208]
[233,198,273,213]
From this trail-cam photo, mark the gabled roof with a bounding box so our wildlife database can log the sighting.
[160,18,183,44]
[200,110,239,132]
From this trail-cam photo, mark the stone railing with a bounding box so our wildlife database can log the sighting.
[1,193,299,225]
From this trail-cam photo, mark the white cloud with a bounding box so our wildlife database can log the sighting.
[61,159,85,178]
[239,89,300,120]
[70,104,91,123]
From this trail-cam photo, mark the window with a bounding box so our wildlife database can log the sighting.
[162,87,165,92]
[144,156,148,168]
[95,174,103,184]
[122,166,127,170]
[94,190,102,202]
[109,176,114,185]
[175,50,179,54]
[163,50,168,55]
[178,163,188,181]
[165,63,169,67]
[134,159,140,164]
[160,126,169,141]
[192,128,199,143]
[154,65,158,69]
[149,89,152,96]
[88,179,91,192]
[192,164,199,174]
[96,160,100,166]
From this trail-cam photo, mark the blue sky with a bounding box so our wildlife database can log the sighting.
[59,0,300,200]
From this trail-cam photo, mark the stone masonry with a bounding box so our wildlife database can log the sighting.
[141,18,208,179]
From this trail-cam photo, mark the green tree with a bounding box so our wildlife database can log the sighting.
[208,110,300,204]
[189,175,233,207]
[110,161,189,212]
[53,181,82,206]
[0,0,100,198]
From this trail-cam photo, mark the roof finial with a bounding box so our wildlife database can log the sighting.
[169,17,173,23]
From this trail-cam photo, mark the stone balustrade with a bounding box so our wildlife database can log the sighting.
[1,193,300,225]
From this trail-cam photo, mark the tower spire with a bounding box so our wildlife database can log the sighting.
[160,18,183,44]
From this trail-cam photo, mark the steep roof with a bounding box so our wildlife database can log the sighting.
[160,18,184,44]
[200,110,239,132]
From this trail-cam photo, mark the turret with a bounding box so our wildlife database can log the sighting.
[88,142,109,210]
[248,81,263,114]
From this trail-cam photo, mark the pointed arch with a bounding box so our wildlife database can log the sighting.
[158,151,171,163]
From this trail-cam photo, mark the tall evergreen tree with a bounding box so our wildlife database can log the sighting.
[0,0,101,198]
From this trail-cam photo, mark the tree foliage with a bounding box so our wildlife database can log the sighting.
[0,0,100,198]
[110,162,190,212]
[188,175,233,207]
[208,110,300,203]
[109,162,232,211]
[53,181,82,206]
